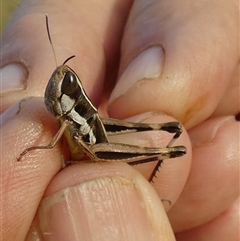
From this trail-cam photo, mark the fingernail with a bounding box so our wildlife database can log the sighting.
[0,63,28,94]
[37,177,157,241]
[124,112,167,123]
[109,46,164,104]
[0,100,21,125]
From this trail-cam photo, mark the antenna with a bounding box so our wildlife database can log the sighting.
[45,14,58,67]
[63,55,76,65]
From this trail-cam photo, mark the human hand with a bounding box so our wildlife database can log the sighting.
[1,0,239,240]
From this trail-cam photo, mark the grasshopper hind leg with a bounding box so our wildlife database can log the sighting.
[149,125,185,183]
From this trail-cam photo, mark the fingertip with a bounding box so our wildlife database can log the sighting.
[169,116,239,232]
[36,162,175,241]
[126,113,192,207]
[1,4,105,111]
[109,0,238,128]
[1,97,61,239]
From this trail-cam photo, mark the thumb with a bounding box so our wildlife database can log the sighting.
[108,0,238,129]
[0,0,131,113]
[28,162,175,241]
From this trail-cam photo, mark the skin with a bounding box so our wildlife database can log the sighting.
[0,0,239,240]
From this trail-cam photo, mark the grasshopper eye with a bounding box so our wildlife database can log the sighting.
[61,71,78,95]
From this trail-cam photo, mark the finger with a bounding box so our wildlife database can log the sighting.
[0,98,188,240]
[1,98,61,240]
[0,0,132,113]
[167,116,239,232]
[28,162,176,241]
[110,112,192,209]
[212,63,240,117]
[108,0,239,128]
[175,198,239,241]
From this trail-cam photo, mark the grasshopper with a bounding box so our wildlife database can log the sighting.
[18,15,187,182]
